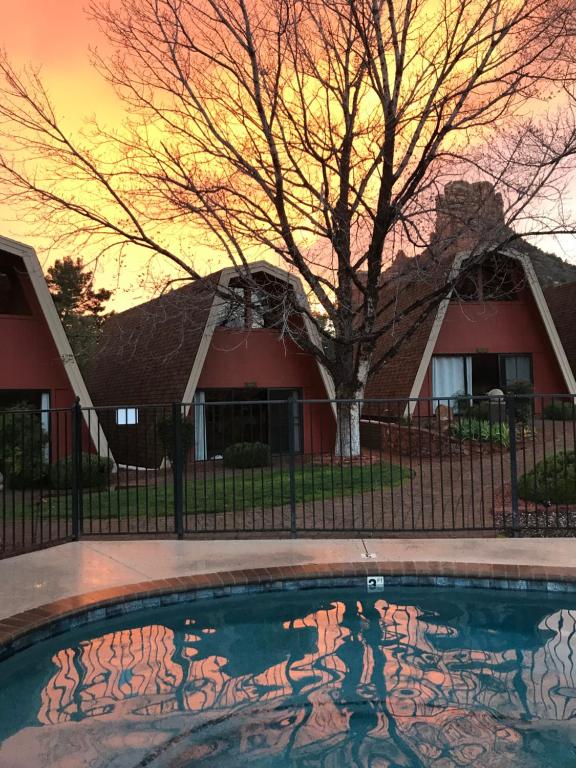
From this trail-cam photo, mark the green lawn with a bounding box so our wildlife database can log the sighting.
[8,462,409,521]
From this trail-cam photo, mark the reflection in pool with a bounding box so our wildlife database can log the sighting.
[1,587,576,767]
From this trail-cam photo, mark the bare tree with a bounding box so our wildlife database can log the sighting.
[1,0,576,455]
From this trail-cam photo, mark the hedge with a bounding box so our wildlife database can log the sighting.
[518,451,576,505]
[50,453,114,489]
[223,442,271,468]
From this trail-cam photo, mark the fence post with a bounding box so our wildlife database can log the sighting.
[71,397,83,541]
[506,395,520,536]
[288,394,298,538]
[172,402,184,539]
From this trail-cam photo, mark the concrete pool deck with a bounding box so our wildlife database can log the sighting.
[1,537,576,652]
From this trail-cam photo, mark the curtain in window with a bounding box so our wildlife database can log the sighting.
[432,356,471,409]
[41,392,50,463]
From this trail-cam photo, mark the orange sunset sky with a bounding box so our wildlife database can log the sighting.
[0,0,226,310]
[2,0,576,312]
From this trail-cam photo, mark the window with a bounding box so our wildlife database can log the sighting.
[454,255,521,303]
[481,257,519,300]
[221,286,246,328]
[432,356,471,410]
[250,289,266,328]
[116,407,139,425]
[435,353,533,401]
[221,286,270,329]
[501,355,532,388]
[0,266,31,315]
[200,388,302,457]
[220,276,289,329]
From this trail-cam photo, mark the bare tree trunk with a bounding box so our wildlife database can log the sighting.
[335,398,362,458]
[1,0,576,433]
[334,358,369,458]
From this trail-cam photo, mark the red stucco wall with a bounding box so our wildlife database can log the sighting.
[0,269,75,407]
[198,328,335,452]
[417,289,567,408]
[0,314,75,405]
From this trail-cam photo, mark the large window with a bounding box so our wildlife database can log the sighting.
[454,255,522,302]
[0,266,31,315]
[196,388,302,458]
[220,276,289,330]
[432,353,532,403]
[501,355,532,387]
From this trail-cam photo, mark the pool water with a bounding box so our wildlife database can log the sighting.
[1,586,576,767]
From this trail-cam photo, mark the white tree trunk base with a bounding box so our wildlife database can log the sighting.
[335,400,362,458]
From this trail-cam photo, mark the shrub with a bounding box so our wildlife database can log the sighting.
[50,453,114,489]
[450,418,510,447]
[542,400,576,421]
[505,380,533,424]
[456,401,491,420]
[518,451,576,504]
[454,393,473,415]
[0,404,48,488]
[223,442,271,468]
[157,415,195,464]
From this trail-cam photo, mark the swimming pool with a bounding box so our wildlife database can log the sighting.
[1,585,576,767]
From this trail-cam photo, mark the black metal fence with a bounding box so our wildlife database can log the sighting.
[2,394,576,557]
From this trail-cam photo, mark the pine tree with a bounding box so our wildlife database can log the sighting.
[46,257,111,368]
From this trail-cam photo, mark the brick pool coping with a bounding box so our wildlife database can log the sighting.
[2,559,576,658]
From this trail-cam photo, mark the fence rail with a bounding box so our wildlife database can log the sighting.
[2,394,576,556]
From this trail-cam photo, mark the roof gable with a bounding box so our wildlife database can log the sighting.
[366,248,576,408]
[0,234,112,458]
[86,260,335,409]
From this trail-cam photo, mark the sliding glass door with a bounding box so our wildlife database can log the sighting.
[196,388,302,459]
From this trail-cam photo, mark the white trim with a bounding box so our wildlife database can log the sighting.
[180,270,227,409]
[404,248,576,413]
[179,260,336,417]
[506,249,576,396]
[0,234,114,462]
[405,251,466,414]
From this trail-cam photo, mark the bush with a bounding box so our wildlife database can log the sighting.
[157,415,195,464]
[505,380,533,424]
[223,442,271,468]
[456,400,491,420]
[450,418,510,447]
[0,404,48,488]
[50,453,114,489]
[518,451,576,504]
[543,400,576,421]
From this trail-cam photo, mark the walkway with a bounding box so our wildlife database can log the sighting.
[2,537,576,621]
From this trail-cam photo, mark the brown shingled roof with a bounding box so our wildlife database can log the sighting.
[85,272,221,407]
[364,260,447,404]
[544,281,576,378]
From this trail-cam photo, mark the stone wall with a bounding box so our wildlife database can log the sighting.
[360,419,470,458]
